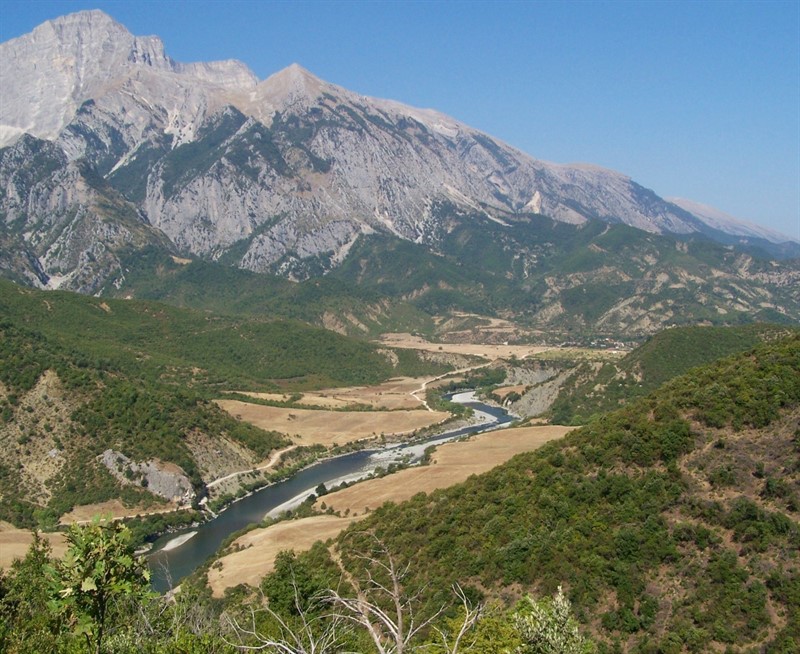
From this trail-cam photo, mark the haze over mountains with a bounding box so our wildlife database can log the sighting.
[1,9,797,297]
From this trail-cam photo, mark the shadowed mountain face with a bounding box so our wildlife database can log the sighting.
[1,10,798,317]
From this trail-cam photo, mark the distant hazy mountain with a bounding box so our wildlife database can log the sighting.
[1,10,797,295]
[668,197,799,256]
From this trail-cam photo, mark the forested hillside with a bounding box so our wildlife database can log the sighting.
[547,323,798,424]
[3,333,798,652]
[0,278,446,391]
[0,279,449,530]
[0,320,288,528]
[102,247,436,339]
[259,333,800,651]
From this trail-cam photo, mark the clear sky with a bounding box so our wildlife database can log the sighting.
[1,0,798,239]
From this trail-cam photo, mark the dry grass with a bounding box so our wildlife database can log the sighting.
[208,424,574,595]
[316,425,574,516]
[492,384,528,400]
[0,522,68,569]
[207,515,363,596]
[241,377,428,411]
[216,400,449,447]
[59,499,181,525]
[526,347,628,362]
[377,333,552,360]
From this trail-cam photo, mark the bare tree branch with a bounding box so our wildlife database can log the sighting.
[429,584,484,654]
[223,575,355,654]
[325,534,448,654]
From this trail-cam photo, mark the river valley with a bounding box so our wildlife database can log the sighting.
[148,392,513,591]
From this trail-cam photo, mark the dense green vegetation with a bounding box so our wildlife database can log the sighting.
[1,522,596,653]
[548,323,799,424]
[3,334,798,652]
[0,278,446,391]
[0,319,289,527]
[253,334,800,651]
[0,278,449,530]
[103,245,437,338]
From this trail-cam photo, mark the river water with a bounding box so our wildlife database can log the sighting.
[148,392,512,592]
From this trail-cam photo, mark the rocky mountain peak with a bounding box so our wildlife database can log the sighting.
[0,10,261,149]
[27,9,170,68]
[33,9,130,40]
[0,10,172,146]
[2,10,797,297]
[256,63,331,112]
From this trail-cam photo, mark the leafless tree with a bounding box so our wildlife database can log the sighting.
[428,584,484,654]
[225,536,484,654]
[325,536,484,654]
[224,576,355,654]
[124,583,229,651]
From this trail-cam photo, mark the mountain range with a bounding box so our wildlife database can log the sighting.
[1,9,797,301]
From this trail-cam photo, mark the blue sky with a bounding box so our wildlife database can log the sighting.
[2,0,798,239]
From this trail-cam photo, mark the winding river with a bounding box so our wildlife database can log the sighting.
[148,392,512,592]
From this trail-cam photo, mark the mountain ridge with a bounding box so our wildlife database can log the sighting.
[1,9,798,304]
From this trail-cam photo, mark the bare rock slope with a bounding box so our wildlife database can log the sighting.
[1,10,797,292]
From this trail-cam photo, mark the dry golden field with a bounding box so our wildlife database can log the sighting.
[59,500,183,525]
[240,376,432,411]
[492,384,529,400]
[216,399,449,447]
[207,515,363,596]
[315,425,574,516]
[0,521,68,568]
[207,424,573,595]
[378,333,552,359]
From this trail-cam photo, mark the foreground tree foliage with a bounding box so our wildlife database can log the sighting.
[51,522,153,654]
[1,522,237,653]
[2,335,797,652]
[1,525,592,653]
[0,320,290,529]
[513,588,595,654]
[0,532,63,653]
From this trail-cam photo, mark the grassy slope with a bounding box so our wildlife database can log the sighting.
[272,335,800,652]
[548,324,799,424]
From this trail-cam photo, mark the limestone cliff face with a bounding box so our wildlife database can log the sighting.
[100,449,194,505]
[0,134,168,293]
[0,9,256,149]
[0,10,796,292]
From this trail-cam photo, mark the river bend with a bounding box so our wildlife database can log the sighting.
[149,392,511,591]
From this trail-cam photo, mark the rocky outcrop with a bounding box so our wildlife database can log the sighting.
[0,134,170,293]
[100,449,194,505]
